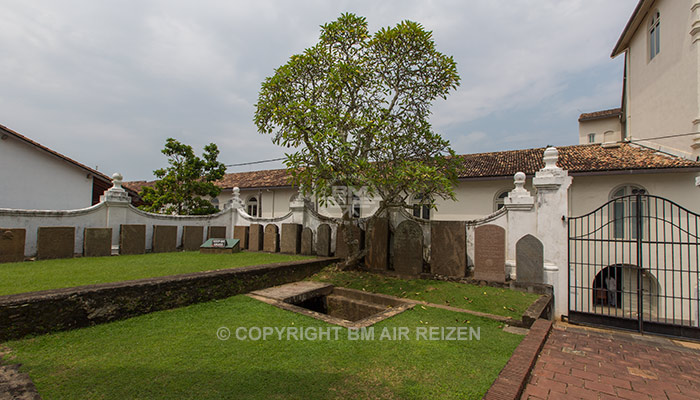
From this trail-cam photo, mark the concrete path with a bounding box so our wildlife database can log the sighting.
[521,323,700,400]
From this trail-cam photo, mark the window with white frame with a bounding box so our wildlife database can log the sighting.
[610,185,647,239]
[649,11,660,60]
[588,133,596,143]
[411,194,431,220]
[494,190,509,211]
[246,196,259,217]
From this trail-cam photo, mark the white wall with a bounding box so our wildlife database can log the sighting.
[578,117,622,145]
[625,0,699,157]
[0,135,94,210]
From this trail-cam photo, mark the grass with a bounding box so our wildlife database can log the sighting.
[0,252,314,296]
[308,268,541,319]
[2,295,522,399]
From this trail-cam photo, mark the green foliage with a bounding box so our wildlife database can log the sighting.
[140,138,227,215]
[255,13,461,217]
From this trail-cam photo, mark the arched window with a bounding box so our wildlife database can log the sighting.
[494,190,509,211]
[610,185,647,239]
[246,196,258,217]
[649,10,660,60]
[411,194,431,220]
[211,197,220,210]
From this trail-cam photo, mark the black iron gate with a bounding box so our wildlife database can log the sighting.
[568,190,700,339]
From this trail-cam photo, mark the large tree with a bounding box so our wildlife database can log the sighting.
[139,138,226,215]
[254,13,461,220]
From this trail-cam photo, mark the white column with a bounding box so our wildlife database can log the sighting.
[690,3,700,157]
[100,173,131,253]
[532,148,572,319]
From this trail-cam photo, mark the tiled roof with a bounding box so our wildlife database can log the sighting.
[0,123,112,184]
[578,108,622,122]
[123,143,700,191]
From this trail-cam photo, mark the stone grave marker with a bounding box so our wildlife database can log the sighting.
[37,226,75,260]
[200,238,240,254]
[516,234,544,283]
[233,225,249,250]
[249,224,264,251]
[474,224,506,282]
[120,224,146,255]
[263,224,279,252]
[336,224,363,260]
[83,228,112,257]
[316,224,331,256]
[430,221,466,277]
[0,228,25,263]
[365,217,389,271]
[301,227,314,255]
[280,223,302,254]
[182,226,204,251]
[152,225,177,253]
[393,220,423,276]
[207,226,227,239]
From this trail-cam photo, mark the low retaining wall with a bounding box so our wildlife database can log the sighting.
[0,258,337,341]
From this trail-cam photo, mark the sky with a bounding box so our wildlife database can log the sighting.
[0,0,638,180]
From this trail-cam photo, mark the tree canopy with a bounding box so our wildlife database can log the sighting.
[139,138,226,215]
[254,13,461,218]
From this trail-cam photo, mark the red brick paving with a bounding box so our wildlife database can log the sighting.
[521,324,700,400]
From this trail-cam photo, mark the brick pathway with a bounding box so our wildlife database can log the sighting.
[521,323,700,400]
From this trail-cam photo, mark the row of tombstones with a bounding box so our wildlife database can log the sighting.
[0,225,228,263]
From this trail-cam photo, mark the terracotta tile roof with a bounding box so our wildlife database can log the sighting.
[456,143,700,179]
[124,143,700,191]
[578,108,622,122]
[0,123,112,184]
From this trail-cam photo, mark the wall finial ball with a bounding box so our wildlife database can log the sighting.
[514,171,526,183]
[112,172,123,182]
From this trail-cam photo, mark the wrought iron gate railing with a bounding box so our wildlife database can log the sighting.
[568,191,700,339]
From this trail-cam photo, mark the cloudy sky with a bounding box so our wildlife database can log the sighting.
[1,0,637,180]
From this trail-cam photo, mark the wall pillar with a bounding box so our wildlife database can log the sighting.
[690,3,700,159]
[504,171,535,279]
[100,173,132,252]
[532,148,572,319]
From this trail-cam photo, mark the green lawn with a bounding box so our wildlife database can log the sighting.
[0,252,314,296]
[2,295,522,399]
[309,268,541,319]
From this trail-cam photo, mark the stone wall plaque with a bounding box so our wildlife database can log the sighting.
[516,234,544,283]
[37,226,75,260]
[393,220,423,276]
[263,224,279,253]
[365,217,389,271]
[474,224,506,282]
[199,238,240,254]
[301,228,314,255]
[152,225,177,253]
[83,228,112,257]
[336,224,363,260]
[207,226,227,239]
[233,226,249,250]
[120,224,146,255]
[280,223,302,254]
[0,228,26,263]
[316,224,331,256]
[430,221,466,277]
[182,226,204,251]
[249,224,264,251]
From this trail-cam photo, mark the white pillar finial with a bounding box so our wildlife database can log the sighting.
[543,147,559,170]
[101,172,130,203]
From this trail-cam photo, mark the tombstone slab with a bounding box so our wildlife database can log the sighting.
[263,224,279,252]
[120,224,146,255]
[316,224,331,256]
[336,224,363,260]
[37,226,75,260]
[516,234,544,283]
[83,228,112,257]
[249,224,264,251]
[280,223,302,254]
[233,226,249,250]
[152,225,177,253]
[301,228,314,255]
[365,217,389,271]
[200,238,240,254]
[0,228,25,263]
[393,220,423,276]
[430,221,466,277]
[207,226,227,239]
[182,226,204,251]
[474,224,506,282]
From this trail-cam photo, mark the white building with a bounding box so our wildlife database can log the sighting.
[0,123,114,210]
